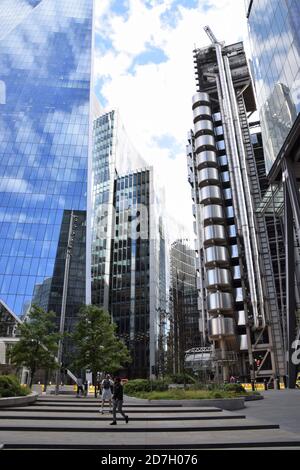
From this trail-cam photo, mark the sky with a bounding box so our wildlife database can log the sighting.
[94,0,249,244]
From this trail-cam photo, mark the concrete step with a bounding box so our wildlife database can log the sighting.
[1,396,299,450]
[1,428,300,449]
[0,420,280,432]
[0,414,245,421]
[1,406,221,413]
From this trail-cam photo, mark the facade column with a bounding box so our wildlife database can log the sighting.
[283,173,297,388]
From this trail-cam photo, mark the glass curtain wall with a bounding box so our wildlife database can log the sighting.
[0,0,94,319]
[247,0,300,172]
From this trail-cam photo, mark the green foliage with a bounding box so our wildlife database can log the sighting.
[0,375,31,398]
[124,379,169,394]
[71,305,131,394]
[166,373,195,384]
[9,304,61,387]
[126,388,248,400]
[193,382,246,394]
[222,383,246,393]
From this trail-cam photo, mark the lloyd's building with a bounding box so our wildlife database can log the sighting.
[0,0,95,364]
[187,27,286,385]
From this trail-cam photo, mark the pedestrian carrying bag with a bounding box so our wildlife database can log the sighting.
[103,379,110,389]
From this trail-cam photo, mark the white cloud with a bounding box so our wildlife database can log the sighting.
[94,0,249,243]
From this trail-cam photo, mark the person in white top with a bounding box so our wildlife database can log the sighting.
[100,374,114,414]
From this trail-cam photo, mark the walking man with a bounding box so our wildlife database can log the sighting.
[110,377,129,425]
[76,377,84,397]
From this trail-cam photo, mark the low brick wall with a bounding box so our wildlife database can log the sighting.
[0,391,38,407]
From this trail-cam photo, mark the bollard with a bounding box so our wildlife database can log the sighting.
[264,379,267,391]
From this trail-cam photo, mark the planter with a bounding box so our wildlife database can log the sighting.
[244,393,264,402]
[0,391,38,407]
[168,384,185,389]
[146,397,245,410]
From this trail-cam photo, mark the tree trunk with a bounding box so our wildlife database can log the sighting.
[29,367,35,388]
[93,371,97,398]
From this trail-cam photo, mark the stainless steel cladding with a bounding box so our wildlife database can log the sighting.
[237,310,246,326]
[198,167,219,187]
[195,134,216,150]
[208,316,235,338]
[194,119,214,135]
[239,334,248,351]
[202,204,224,225]
[203,224,226,246]
[200,185,222,204]
[235,287,244,302]
[207,291,234,313]
[193,105,211,119]
[232,265,241,280]
[230,245,239,259]
[196,150,218,169]
[228,224,237,239]
[223,188,232,201]
[204,246,229,267]
[206,267,231,289]
[192,92,210,107]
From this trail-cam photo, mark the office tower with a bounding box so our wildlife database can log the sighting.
[92,111,146,310]
[92,111,167,378]
[0,1,94,359]
[246,0,300,172]
[187,29,285,383]
[246,0,300,387]
[169,240,201,374]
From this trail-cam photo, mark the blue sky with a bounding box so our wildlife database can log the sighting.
[94,0,248,241]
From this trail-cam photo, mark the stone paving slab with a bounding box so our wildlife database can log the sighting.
[1,428,300,449]
[0,413,246,421]
[231,390,300,434]
[0,417,262,430]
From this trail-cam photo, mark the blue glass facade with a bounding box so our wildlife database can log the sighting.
[247,0,300,172]
[0,0,94,317]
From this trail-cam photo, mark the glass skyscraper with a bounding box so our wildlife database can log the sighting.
[92,110,147,310]
[246,0,300,172]
[246,0,300,387]
[92,111,167,378]
[169,240,201,374]
[0,0,94,324]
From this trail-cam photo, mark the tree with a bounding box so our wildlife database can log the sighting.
[72,305,131,397]
[9,305,60,387]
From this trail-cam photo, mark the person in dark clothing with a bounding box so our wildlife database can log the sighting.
[110,377,129,425]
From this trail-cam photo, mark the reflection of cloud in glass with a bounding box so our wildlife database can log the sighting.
[0,80,5,104]
[0,0,93,315]
[248,0,300,171]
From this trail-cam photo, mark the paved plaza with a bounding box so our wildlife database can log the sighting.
[231,389,300,435]
[0,391,300,450]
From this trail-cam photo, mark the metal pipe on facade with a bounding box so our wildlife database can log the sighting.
[204,72,242,235]
[223,55,266,326]
[204,28,261,328]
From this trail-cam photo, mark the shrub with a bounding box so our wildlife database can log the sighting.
[0,375,31,398]
[211,391,223,398]
[222,383,246,394]
[124,379,169,394]
[167,373,195,385]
